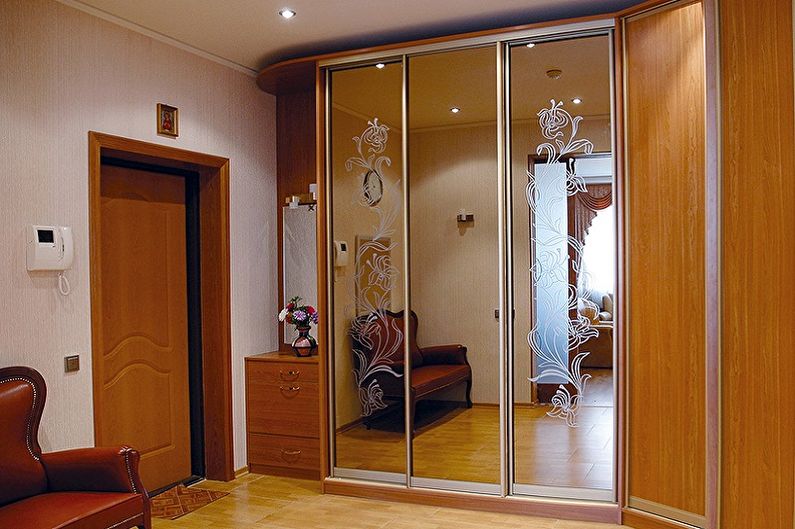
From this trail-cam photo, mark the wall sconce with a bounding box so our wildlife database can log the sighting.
[457,209,474,223]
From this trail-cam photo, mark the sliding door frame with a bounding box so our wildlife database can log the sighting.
[503,28,619,504]
[320,16,622,520]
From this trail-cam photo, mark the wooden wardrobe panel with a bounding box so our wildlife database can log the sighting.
[720,0,795,527]
[624,1,706,520]
[277,90,317,198]
[276,89,318,350]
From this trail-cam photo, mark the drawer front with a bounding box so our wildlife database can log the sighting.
[247,379,319,437]
[248,433,319,471]
[247,359,318,384]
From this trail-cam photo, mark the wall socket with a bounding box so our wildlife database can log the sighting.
[64,355,80,373]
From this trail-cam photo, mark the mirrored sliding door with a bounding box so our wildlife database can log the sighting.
[509,34,615,500]
[408,45,501,489]
[325,20,616,502]
[330,61,407,481]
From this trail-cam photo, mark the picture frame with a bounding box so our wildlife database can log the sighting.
[156,103,178,137]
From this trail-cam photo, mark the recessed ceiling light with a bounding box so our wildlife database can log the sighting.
[450,107,461,114]
[278,8,296,19]
[571,97,582,104]
[526,43,536,48]
[375,63,385,69]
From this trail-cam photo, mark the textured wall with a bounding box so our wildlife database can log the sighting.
[409,124,501,405]
[0,0,278,471]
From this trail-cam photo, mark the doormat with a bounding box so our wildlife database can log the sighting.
[151,484,228,520]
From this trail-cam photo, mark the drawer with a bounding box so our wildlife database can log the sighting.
[248,433,319,471]
[247,379,319,438]
[247,359,318,384]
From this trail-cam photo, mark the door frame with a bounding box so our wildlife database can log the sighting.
[88,131,235,482]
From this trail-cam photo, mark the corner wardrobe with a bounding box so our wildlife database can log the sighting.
[253,1,722,528]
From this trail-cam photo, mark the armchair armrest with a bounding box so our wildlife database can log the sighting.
[420,344,468,365]
[598,311,612,321]
[41,446,147,495]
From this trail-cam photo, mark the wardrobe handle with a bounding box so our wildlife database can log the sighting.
[279,384,301,394]
[279,369,300,381]
[281,448,302,461]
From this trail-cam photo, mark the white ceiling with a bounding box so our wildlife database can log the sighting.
[65,0,639,74]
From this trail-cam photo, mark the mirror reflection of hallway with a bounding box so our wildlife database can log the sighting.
[327,29,616,500]
[408,45,500,487]
[330,61,407,480]
[510,34,615,499]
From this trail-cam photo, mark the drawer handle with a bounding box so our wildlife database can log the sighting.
[281,448,302,462]
[279,369,300,381]
[279,384,301,394]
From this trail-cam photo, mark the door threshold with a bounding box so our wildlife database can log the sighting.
[148,474,206,497]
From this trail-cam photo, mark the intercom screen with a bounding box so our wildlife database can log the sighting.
[37,229,54,243]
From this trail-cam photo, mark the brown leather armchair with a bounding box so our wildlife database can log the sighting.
[351,310,472,432]
[0,366,150,529]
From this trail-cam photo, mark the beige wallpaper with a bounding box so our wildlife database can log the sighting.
[0,0,278,470]
[409,124,501,405]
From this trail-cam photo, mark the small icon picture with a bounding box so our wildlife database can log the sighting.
[157,103,178,137]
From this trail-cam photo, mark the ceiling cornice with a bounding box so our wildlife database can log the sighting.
[56,0,258,76]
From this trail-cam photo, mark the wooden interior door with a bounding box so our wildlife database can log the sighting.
[95,163,192,491]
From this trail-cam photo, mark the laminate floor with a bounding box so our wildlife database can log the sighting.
[152,474,625,529]
[336,369,614,490]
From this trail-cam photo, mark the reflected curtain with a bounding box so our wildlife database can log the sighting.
[573,184,612,246]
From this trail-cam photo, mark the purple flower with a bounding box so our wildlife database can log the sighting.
[292,310,307,322]
[311,312,319,324]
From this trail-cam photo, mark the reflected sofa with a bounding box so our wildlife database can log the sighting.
[351,310,472,432]
[0,366,150,529]
[578,295,614,368]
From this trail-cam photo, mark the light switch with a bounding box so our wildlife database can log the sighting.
[64,355,80,373]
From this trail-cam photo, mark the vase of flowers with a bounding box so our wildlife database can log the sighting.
[279,296,318,357]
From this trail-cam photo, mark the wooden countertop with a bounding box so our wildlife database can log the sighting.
[245,350,319,364]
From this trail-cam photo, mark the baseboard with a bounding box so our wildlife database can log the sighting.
[234,466,249,479]
[626,497,705,528]
[623,508,702,529]
[325,477,620,524]
[336,416,366,433]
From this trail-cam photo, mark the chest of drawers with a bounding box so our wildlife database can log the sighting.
[245,351,320,479]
